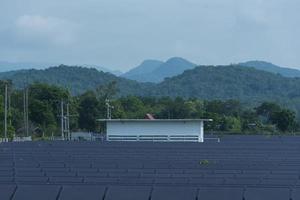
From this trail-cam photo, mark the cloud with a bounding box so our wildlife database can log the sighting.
[0,0,299,69]
[14,15,78,46]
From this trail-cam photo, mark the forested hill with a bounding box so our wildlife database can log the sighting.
[239,61,300,78]
[0,65,153,96]
[1,64,300,104]
[153,65,300,101]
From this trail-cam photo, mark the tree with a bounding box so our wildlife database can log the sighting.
[271,109,297,132]
[96,81,119,100]
[78,91,99,131]
[256,102,281,123]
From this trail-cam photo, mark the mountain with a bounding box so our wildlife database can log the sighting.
[0,61,122,76]
[239,61,300,78]
[0,65,152,95]
[2,63,300,117]
[121,60,163,81]
[122,57,196,83]
[152,65,300,100]
[150,65,300,117]
[81,64,122,76]
[0,61,57,72]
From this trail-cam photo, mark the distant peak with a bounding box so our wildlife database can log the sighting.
[141,59,163,65]
[164,57,196,66]
[243,60,274,65]
[166,57,188,62]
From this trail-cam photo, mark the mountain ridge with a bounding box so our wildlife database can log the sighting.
[239,60,300,78]
[121,57,196,83]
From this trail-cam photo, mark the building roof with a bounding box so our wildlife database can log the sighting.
[97,119,213,122]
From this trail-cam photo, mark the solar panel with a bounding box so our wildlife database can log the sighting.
[151,186,197,200]
[58,185,106,200]
[0,177,14,183]
[104,186,151,200]
[14,176,49,183]
[12,185,61,200]
[244,187,290,200]
[49,177,83,183]
[291,188,300,200]
[0,185,16,200]
[2,136,300,199]
[84,177,119,184]
[198,187,244,200]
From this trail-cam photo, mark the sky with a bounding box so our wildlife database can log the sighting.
[0,0,299,71]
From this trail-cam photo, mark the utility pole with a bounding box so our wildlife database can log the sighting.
[61,100,64,140]
[4,83,8,141]
[23,87,29,137]
[26,87,29,137]
[105,99,114,119]
[66,103,70,140]
[23,88,26,136]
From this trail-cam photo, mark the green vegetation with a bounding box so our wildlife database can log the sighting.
[1,64,300,120]
[0,81,298,139]
[0,65,153,96]
[200,160,210,165]
[0,64,300,138]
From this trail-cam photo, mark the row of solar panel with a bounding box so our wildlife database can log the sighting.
[2,171,300,178]
[1,185,300,200]
[2,177,300,187]
[2,168,300,174]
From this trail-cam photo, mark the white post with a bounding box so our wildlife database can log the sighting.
[199,121,204,142]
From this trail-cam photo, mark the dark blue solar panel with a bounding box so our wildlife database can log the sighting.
[14,176,49,183]
[198,187,244,200]
[12,185,61,200]
[0,177,14,183]
[244,187,290,200]
[104,186,151,200]
[291,188,300,200]
[0,185,16,200]
[151,187,197,200]
[49,177,83,183]
[2,136,300,199]
[58,185,106,200]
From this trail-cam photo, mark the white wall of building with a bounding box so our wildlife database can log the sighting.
[106,120,204,142]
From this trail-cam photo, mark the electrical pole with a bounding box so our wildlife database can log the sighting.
[23,87,29,137]
[4,83,8,141]
[106,99,114,119]
[66,103,70,140]
[23,89,26,136]
[26,87,29,137]
[61,100,64,140]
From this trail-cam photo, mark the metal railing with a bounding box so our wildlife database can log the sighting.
[107,135,200,142]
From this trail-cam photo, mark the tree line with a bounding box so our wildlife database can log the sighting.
[0,81,298,139]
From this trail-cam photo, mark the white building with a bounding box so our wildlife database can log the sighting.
[98,119,212,142]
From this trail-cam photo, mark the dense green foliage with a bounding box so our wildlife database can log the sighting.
[0,82,298,139]
[0,65,153,96]
[1,65,300,105]
[152,65,300,118]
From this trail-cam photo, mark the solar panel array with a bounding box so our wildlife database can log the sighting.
[1,135,300,199]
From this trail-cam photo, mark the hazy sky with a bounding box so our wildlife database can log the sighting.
[0,0,299,71]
